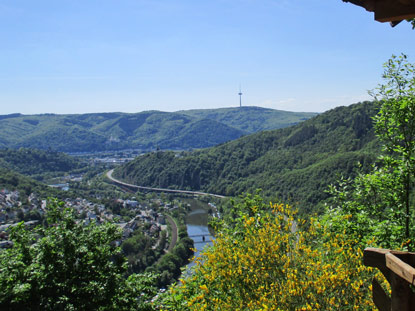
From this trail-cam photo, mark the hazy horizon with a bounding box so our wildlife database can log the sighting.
[1,104,324,116]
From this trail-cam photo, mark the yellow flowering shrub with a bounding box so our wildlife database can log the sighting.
[162,196,382,310]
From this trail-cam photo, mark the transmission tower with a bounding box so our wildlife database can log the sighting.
[238,85,242,108]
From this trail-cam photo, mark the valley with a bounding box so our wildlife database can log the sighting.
[0,100,392,308]
[2,0,413,308]
[113,101,380,214]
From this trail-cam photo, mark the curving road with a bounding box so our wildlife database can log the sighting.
[106,169,226,199]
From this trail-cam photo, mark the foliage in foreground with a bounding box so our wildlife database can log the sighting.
[0,199,157,311]
[160,194,382,311]
[325,54,415,250]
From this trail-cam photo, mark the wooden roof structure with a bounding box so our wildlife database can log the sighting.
[343,0,415,26]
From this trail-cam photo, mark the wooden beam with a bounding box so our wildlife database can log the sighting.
[364,248,415,310]
[374,0,415,22]
[386,253,415,285]
[343,0,374,11]
[364,248,415,282]
[364,248,392,282]
[364,247,390,268]
[343,0,415,23]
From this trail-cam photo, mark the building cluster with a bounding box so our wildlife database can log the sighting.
[116,199,167,244]
[0,189,46,224]
[0,189,169,249]
[0,189,44,248]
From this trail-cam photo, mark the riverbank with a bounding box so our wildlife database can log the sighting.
[165,214,178,252]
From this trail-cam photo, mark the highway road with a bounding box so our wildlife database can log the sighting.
[106,169,226,199]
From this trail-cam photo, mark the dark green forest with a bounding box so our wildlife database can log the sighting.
[0,167,61,197]
[114,101,380,214]
[0,148,87,181]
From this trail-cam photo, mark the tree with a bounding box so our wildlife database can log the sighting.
[0,199,157,311]
[326,54,415,248]
[371,54,415,241]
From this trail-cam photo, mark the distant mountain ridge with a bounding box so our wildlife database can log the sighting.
[0,107,316,152]
[179,106,318,133]
[113,101,380,214]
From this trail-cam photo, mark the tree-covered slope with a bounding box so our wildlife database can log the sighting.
[0,167,62,197]
[114,102,380,213]
[0,107,316,153]
[0,148,86,180]
[0,111,246,152]
[179,106,318,133]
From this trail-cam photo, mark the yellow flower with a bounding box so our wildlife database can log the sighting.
[168,200,376,311]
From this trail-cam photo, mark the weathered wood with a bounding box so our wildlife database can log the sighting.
[391,272,412,310]
[372,277,391,311]
[374,0,415,23]
[364,248,390,268]
[343,0,415,23]
[364,248,415,310]
[364,248,391,282]
[386,253,415,286]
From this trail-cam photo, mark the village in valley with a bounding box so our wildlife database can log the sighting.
[0,186,177,251]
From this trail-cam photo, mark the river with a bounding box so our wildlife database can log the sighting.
[184,199,215,271]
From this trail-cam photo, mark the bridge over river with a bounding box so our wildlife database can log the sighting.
[106,170,226,199]
[188,233,214,244]
[106,170,217,270]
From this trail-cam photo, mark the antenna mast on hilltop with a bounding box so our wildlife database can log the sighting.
[238,85,243,108]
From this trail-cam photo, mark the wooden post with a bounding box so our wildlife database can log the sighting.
[390,272,412,310]
[364,248,415,310]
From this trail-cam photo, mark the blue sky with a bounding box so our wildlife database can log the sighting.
[0,0,414,114]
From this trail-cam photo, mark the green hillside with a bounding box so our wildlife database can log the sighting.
[0,111,245,152]
[0,148,87,181]
[179,106,318,133]
[0,167,62,197]
[114,102,380,214]
[0,107,316,153]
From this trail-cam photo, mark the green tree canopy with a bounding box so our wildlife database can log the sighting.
[326,54,415,249]
[0,199,157,311]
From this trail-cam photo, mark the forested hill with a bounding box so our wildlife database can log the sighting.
[179,106,318,133]
[0,167,61,198]
[0,107,316,153]
[0,148,86,181]
[114,101,380,214]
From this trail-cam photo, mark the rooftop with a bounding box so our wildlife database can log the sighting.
[343,0,415,25]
